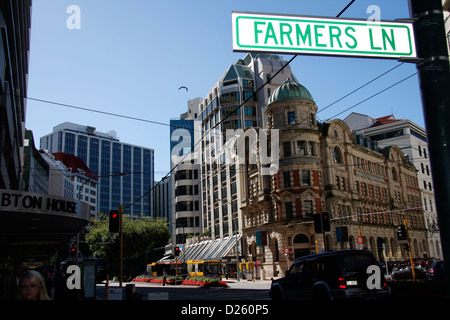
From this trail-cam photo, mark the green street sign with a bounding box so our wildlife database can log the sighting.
[232,12,417,59]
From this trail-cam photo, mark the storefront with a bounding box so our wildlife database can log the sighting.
[0,189,90,299]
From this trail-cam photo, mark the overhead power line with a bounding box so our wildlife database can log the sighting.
[317,62,405,116]
[23,0,359,211]
[123,0,359,211]
[324,72,417,121]
[25,96,180,129]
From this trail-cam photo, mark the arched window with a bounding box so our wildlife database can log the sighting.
[333,146,343,164]
[293,234,309,244]
[392,168,398,181]
[274,239,280,262]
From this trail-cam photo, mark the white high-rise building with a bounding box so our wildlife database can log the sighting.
[197,54,296,240]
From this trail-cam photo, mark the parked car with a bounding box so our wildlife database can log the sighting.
[427,260,446,280]
[391,266,427,280]
[270,250,391,300]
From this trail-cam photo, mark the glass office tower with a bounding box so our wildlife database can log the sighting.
[40,122,154,217]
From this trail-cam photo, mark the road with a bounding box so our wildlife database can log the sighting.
[96,279,272,300]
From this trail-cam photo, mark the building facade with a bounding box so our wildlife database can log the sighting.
[240,80,428,279]
[0,0,32,190]
[344,113,442,259]
[169,100,202,245]
[197,53,296,242]
[22,130,49,194]
[40,122,154,217]
[443,0,450,56]
[152,175,172,219]
[52,152,99,218]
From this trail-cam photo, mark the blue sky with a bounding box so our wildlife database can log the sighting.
[26,0,423,180]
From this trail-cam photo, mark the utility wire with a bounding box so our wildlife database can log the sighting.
[24,96,196,131]
[123,0,359,211]
[324,72,417,121]
[22,1,359,211]
[317,62,405,116]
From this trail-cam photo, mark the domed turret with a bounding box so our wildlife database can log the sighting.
[268,79,314,105]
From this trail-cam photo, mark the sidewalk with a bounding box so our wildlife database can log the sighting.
[96,278,272,300]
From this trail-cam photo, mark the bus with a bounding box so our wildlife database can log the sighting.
[146,262,170,277]
[146,261,187,277]
[187,260,223,278]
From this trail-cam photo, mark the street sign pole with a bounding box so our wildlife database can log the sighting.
[409,0,450,294]
[284,247,290,270]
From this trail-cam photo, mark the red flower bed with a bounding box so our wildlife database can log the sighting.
[181,279,228,287]
[132,276,228,287]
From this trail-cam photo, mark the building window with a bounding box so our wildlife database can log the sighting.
[297,141,306,155]
[287,111,296,125]
[274,239,279,261]
[333,146,343,164]
[303,200,313,216]
[283,171,291,188]
[392,168,399,181]
[244,106,256,116]
[285,202,293,220]
[308,142,316,156]
[301,170,311,186]
[283,142,292,157]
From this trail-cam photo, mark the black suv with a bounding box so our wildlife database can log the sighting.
[270,250,391,300]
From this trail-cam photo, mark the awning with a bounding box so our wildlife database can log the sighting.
[181,234,242,261]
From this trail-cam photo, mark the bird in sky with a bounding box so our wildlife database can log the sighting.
[178,86,188,92]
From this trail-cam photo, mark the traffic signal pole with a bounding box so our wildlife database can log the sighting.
[409,0,450,293]
[404,220,416,281]
[119,205,124,288]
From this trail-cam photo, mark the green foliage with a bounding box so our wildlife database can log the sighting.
[85,214,169,266]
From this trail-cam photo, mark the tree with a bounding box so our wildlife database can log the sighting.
[85,214,169,274]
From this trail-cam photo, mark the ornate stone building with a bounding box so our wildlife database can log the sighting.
[239,80,428,279]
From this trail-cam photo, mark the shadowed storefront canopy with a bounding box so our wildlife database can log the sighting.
[0,189,90,260]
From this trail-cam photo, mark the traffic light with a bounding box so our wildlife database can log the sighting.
[397,224,407,241]
[313,212,331,233]
[403,243,410,251]
[109,210,121,233]
[314,213,322,233]
[321,211,331,232]
[174,246,180,257]
[70,244,77,257]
